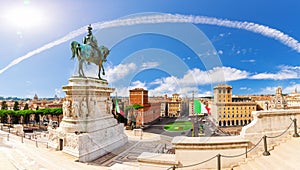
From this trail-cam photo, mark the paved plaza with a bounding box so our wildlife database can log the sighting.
[0,129,173,170]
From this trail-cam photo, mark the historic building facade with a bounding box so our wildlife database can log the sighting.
[129,88,150,107]
[211,84,257,127]
[269,86,287,109]
[167,94,182,117]
[129,88,160,127]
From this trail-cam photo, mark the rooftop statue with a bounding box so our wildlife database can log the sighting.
[71,25,110,80]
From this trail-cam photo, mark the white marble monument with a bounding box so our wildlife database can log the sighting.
[48,76,128,162]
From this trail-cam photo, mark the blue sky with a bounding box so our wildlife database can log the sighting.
[1,0,300,98]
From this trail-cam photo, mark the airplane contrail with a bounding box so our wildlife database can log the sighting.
[1,13,299,75]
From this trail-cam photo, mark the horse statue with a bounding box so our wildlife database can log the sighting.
[70,41,110,80]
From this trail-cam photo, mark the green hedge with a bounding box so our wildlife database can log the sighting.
[0,108,62,117]
[0,108,63,124]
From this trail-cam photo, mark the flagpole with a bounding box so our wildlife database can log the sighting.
[192,91,195,137]
[115,92,117,116]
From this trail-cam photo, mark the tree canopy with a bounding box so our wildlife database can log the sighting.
[1,101,8,110]
[125,104,144,111]
[13,101,20,111]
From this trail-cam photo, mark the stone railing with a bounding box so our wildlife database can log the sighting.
[138,109,300,169]
[240,109,300,150]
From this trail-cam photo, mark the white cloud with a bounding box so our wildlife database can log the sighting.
[115,87,129,97]
[283,85,298,94]
[146,67,249,97]
[197,91,213,97]
[150,76,180,95]
[130,80,147,89]
[115,80,147,97]
[250,72,296,80]
[257,84,300,95]
[241,59,256,63]
[141,62,159,69]
[240,87,251,91]
[250,65,300,80]
[106,63,137,83]
[2,13,300,76]
[256,86,278,95]
[208,67,249,82]
[111,63,300,97]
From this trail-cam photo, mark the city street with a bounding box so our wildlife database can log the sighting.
[143,116,217,137]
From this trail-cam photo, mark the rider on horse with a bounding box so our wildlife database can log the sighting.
[71,24,109,79]
[82,25,101,58]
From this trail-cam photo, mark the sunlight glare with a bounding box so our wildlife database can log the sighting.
[5,6,44,29]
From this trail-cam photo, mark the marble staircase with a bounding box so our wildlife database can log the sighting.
[233,136,300,170]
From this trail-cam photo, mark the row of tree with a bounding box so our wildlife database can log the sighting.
[1,101,29,111]
[0,108,63,125]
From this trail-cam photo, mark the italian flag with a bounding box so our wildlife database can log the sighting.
[115,99,124,116]
[194,100,210,115]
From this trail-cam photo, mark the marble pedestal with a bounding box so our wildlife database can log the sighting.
[48,76,128,162]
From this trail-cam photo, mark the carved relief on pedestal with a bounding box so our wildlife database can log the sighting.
[63,98,72,118]
[88,98,96,118]
[80,98,88,118]
[71,100,79,119]
[106,97,112,115]
[65,134,79,150]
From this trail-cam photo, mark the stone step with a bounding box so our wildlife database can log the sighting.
[109,163,139,170]
[271,145,300,167]
[236,160,257,170]
[234,137,300,170]
[270,150,296,169]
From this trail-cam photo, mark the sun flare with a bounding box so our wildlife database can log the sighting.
[5,6,44,29]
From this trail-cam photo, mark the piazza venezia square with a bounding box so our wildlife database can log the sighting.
[2,1,300,170]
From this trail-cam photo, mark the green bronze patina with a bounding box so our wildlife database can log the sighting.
[71,25,110,80]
